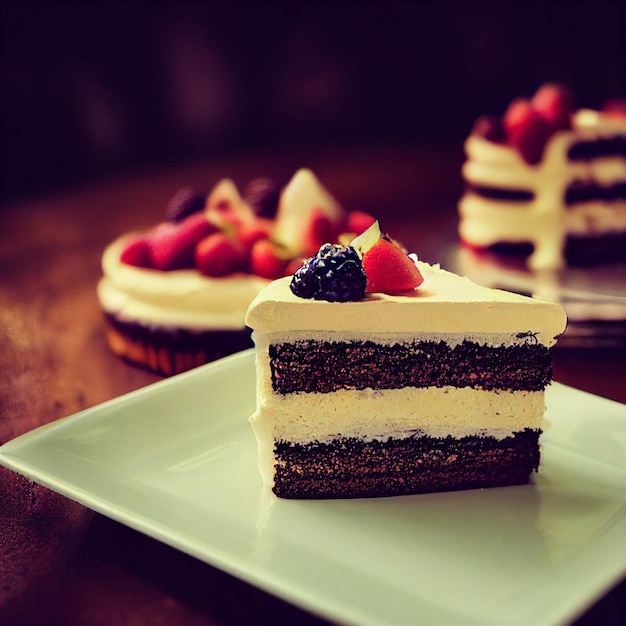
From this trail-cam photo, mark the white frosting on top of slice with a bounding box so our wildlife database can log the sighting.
[245,261,568,345]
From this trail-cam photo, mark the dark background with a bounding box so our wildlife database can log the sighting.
[2,0,625,204]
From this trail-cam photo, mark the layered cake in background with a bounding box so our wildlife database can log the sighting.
[458,84,626,270]
[246,222,567,499]
[97,169,376,376]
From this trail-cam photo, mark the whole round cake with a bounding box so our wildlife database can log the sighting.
[458,84,626,270]
[97,169,375,375]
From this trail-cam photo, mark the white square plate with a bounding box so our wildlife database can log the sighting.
[1,349,625,626]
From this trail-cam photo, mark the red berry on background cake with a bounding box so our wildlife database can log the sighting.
[195,232,249,277]
[347,210,376,235]
[235,218,272,248]
[250,239,288,279]
[503,98,552,164]
[531,83,574,132]
[119,237,153,268]
[472,84,575,162]
[150,213,216,271]
[302,207,343,255]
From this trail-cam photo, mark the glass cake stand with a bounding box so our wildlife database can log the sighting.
[443,243,626,349]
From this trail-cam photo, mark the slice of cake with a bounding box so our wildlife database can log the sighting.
[245,223,567,499]
[458,84,626,270]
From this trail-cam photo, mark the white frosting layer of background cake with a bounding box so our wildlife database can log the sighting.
[98,237,270,330]
[459,109,626,270]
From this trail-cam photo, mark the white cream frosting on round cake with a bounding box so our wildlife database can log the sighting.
[98,237,270,330]
[459,109,626,270]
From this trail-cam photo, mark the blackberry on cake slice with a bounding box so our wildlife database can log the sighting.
[245,222,567,499]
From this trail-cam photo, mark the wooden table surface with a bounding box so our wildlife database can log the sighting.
[1,146,624,625]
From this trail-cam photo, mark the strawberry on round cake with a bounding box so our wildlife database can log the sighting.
[245,222,567,499]
[97,169,376,376]
[459,84,626,270]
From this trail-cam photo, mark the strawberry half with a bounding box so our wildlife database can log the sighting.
[362,239,423,293]
[352,221,423,293]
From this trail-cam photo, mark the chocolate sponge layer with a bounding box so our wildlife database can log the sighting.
[565,231,626,265]
[567,135,626,160]
[269,339,552,394]
[273,429,541,499]
[467,180,626,206]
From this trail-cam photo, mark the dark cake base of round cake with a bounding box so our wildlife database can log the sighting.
[273,429,541,499]
[564,231,626,266]
[472,232,626,267]
[103,313,253,376]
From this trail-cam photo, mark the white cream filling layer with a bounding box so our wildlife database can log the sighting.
[98,238,270,330]
[459,109,626,270]
[252,386,545,444]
